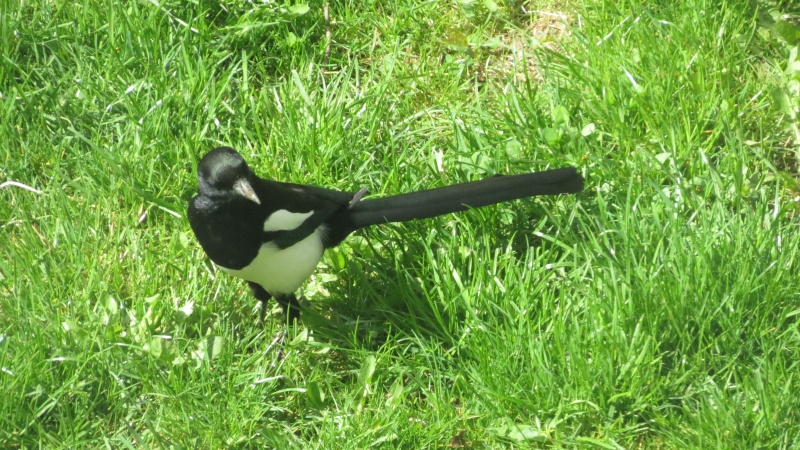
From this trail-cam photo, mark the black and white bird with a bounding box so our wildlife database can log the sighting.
[188,146,584,323]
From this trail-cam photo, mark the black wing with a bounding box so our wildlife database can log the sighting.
[250,177,358,249]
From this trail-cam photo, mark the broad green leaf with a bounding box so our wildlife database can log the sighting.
[542,127,561,145]
[552,105,570,126]
[287,4,310,16]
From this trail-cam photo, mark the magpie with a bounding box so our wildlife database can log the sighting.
[188,146,584,323]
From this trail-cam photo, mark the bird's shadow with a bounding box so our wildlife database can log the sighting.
[297,238,458,353]
[289,198,585,353]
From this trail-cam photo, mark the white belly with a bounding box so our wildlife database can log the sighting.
[221,228,325,295]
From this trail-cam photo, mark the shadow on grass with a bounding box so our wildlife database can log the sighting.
[296,197,587,352]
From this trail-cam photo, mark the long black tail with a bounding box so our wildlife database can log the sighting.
[323,167,583,246]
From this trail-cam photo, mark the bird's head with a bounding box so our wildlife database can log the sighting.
[196,147,261,204]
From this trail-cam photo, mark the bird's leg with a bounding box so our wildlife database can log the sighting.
[246,282,299,360]
[246,282,300,324]
[273,295,301,361]
[247,282,273,326]
[275,294,301,324]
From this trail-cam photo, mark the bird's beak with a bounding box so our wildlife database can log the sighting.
[234,178,261,204]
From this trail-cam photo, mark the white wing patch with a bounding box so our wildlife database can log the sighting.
[263,209,314,231]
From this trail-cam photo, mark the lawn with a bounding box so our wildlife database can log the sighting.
[2,0,800,448]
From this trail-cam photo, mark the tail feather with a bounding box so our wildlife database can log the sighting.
[348,167,583,229]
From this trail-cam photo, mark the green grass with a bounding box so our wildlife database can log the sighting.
[2,0,800,447]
